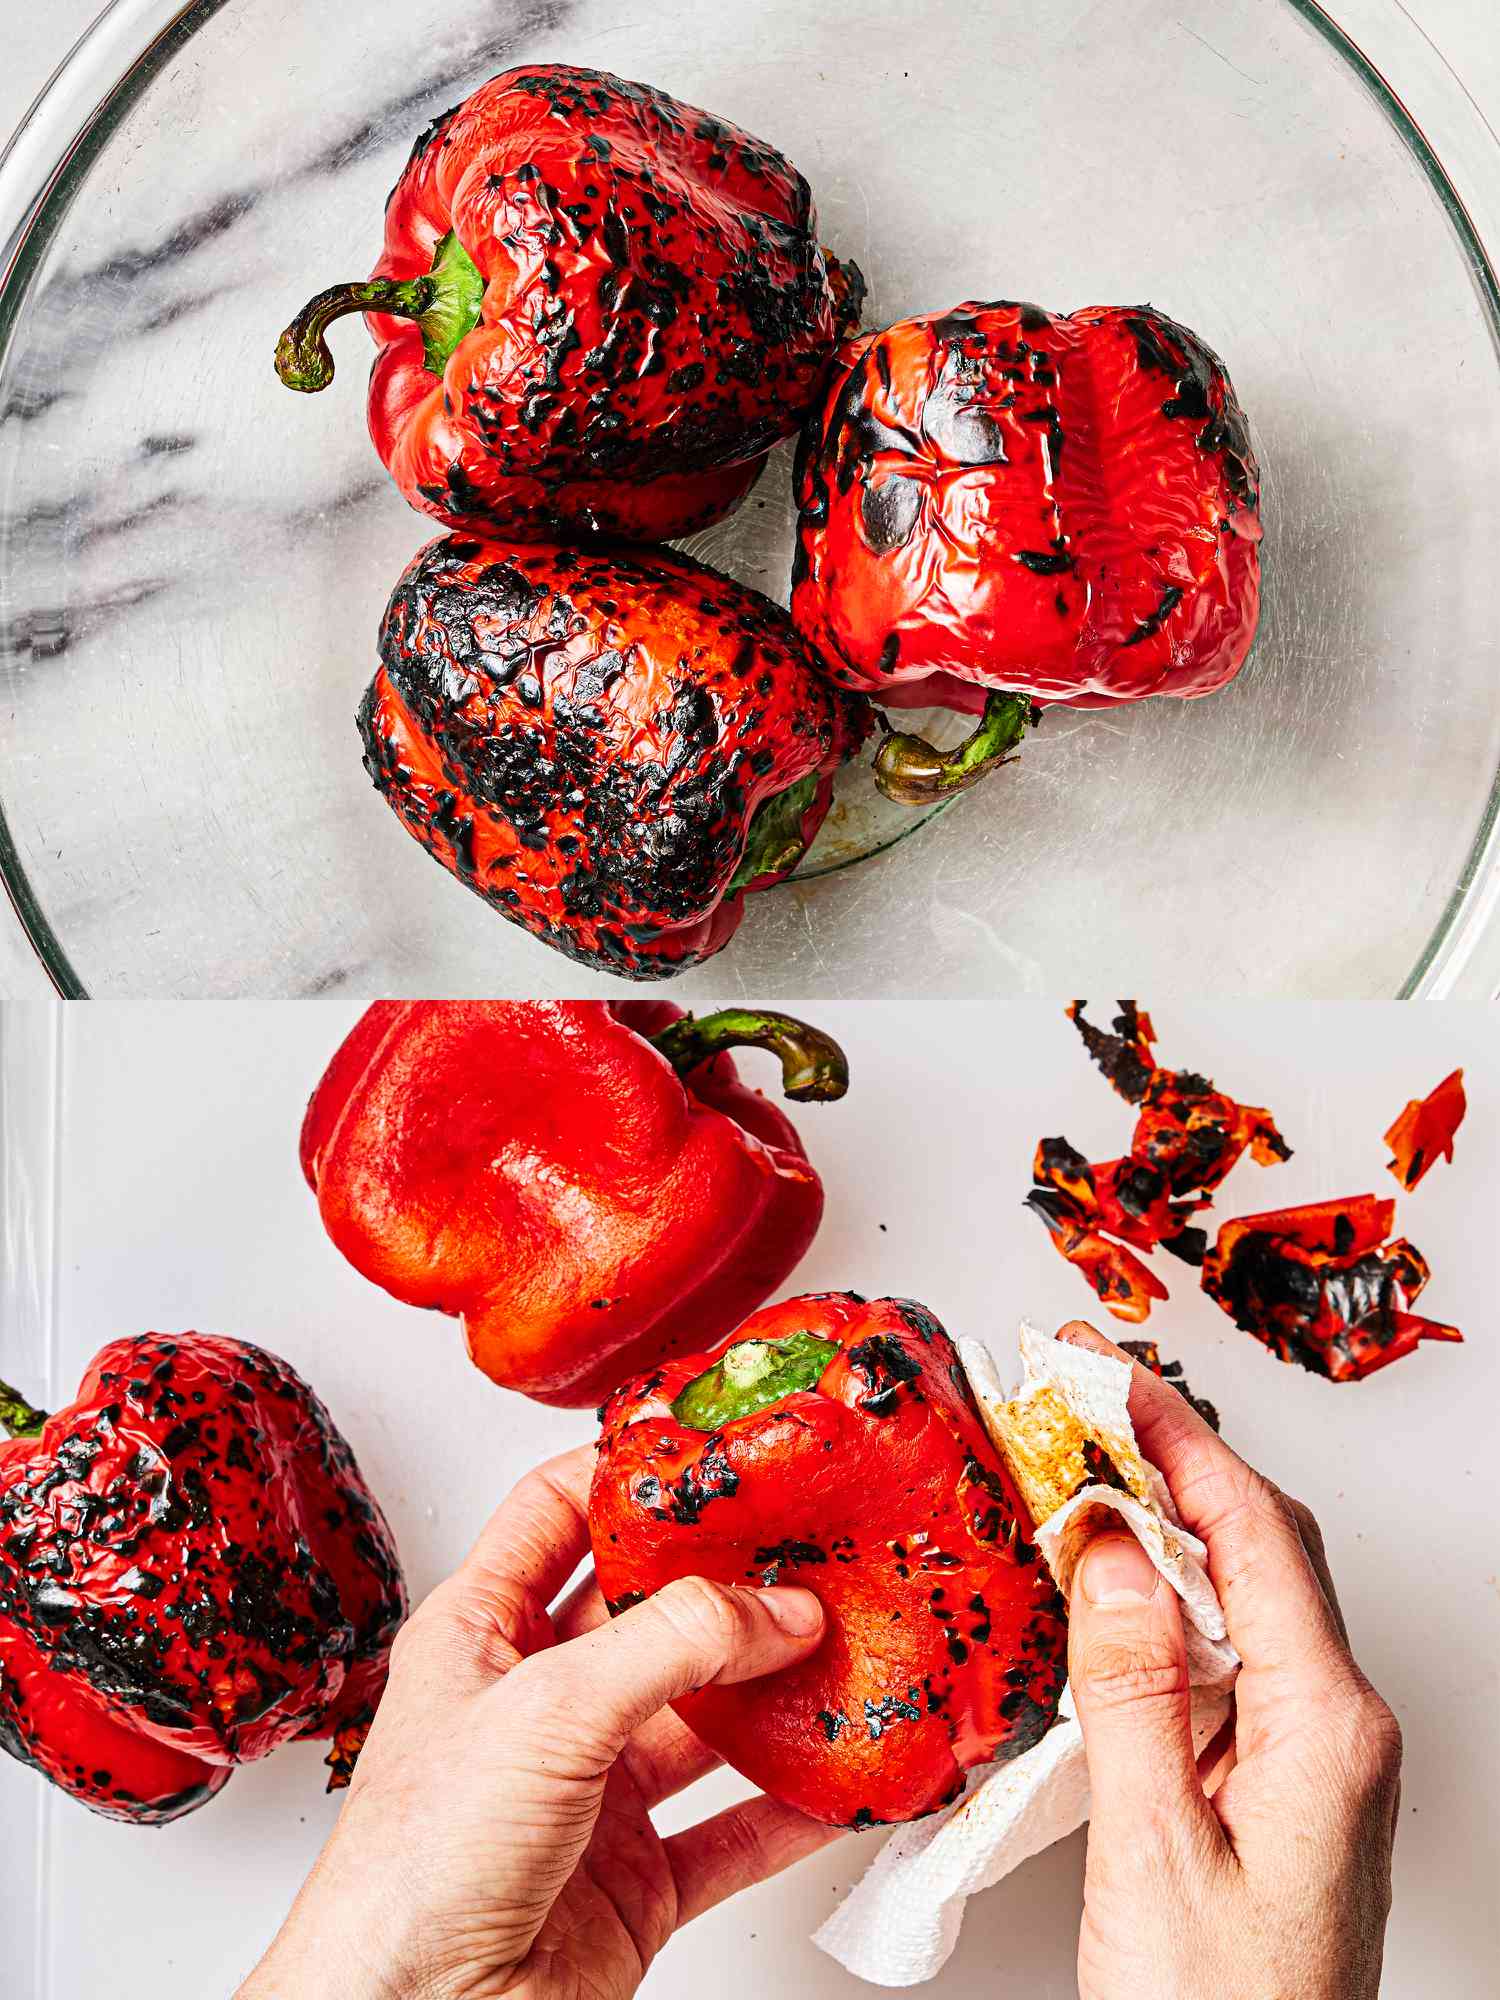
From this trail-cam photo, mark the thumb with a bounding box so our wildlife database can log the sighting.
[545,1576,825,1753]
[1068,1533,1218,1849]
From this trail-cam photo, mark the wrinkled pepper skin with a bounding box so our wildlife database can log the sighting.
[1201,1197,1463,1382]
[359,535,869,979]
[792,302,1261,712]
[590,1294,1068,1828]
[301,1002,840,1408]
[1384,1068,1466,1191]
[282,64,860,542]
[0,1336,406,1825]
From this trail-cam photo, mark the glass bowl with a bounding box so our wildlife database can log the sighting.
[2,0,1498,996]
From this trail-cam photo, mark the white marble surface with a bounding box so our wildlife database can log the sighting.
[0,999,1496,1996]
[2,0,1500,998]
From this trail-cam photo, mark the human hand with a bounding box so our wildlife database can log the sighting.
[237,1444,837,2000]
[1059,1323,1402,2000]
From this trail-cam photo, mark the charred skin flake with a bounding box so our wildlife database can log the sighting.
[845,1334,924,1414]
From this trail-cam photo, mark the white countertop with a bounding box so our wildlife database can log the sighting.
[0,998,1495,1996]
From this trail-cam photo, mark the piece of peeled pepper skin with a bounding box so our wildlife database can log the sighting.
[1201,1195,1463,1383]
[359,534,870,980]
[791,301,1261,803]
[0,1336,406,1825]
[301,1001,848,1409]
[274,62,862,543]
[590,1293,1069,1830]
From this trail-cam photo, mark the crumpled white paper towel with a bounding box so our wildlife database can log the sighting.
[813,1323,1239,1988]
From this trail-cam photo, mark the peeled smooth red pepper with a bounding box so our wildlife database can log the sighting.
[590,1293,1068,1828]
[360,535,870,979]
[0,1335,406,1824]
[791,303,1261,802]
[275,63,861,543]
[1200,1196,1463,1382]
[301,1001,847,1408]
[1384,1068,1467,1191]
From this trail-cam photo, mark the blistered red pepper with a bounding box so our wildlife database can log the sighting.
[0,1335,405,1824]
[1201,1196,1463,1382]
[791,302,1261,802]
[590,1293,1068,1828]
[302,1001,846,1408]
[276,63,860,542]
[1384,1068,1467,1191]
[360,535,869,979]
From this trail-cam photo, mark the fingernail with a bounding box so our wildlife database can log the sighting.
[1076,1534,1160,1607]
[755,1586,824,1636]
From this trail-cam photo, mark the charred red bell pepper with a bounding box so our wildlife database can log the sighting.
[1118,1340,1221,1433]
[275,63,861,543]
[1201,1196,1463,1382]
[791,302,1261,802]
[302,1001,847,1408]
[360,535,869,978]
[590,1293,1068,1828]
[1384,1068,1467,1191]
[0,1335,406,1825]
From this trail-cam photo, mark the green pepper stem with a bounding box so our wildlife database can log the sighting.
[0,1374,47,1439]
[275,276,437,393]
[874,691,1038,807]
[650,1008,848,1103]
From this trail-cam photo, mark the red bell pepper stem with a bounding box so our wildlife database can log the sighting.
[275,276,437,392]
[874,690,1038,806]
[0,1374,47,1439]
[650,1008,848,1103]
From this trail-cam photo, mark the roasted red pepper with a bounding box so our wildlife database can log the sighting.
[0,1335,405,1824]
[791,303,1261,801]
[590,1293,1068,1828]
[1384,1068,1467,1190]
[276,63,860,543]
[302,1001,846,1408]
[360,535,869,978]
[1200,1196,1463,1382]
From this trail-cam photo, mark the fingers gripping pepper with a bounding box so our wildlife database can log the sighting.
[791,303,1261,802]
[1201,1196,1463,1382]
[589,1294,1068,1828]
[359,535,870,979]
[1384,1068,1467,1191]
[301,1001,847,1407]
[0,1336,406,1824]
[276,63,862,543]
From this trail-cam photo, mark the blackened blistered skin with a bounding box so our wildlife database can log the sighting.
[1201,1197,1463,1383]
[792,301,1261,711]
[0,1335,407,1825]
[589,1293,1068,1829]
[1119,1341,1221,1433]
[1383,1068,1467,1192]
[291,63,861,542]
[1027,1001,1291,1324]
[360,535,871,979]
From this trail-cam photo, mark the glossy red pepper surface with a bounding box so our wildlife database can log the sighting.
[792,302,1261,710]
[360,535,869,979]
[1201,1196,1463,1382]
[290,63,859,541]
[0,1335,406,1824]
[590,1293,1068,1828]
[301,1002,839,1407]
